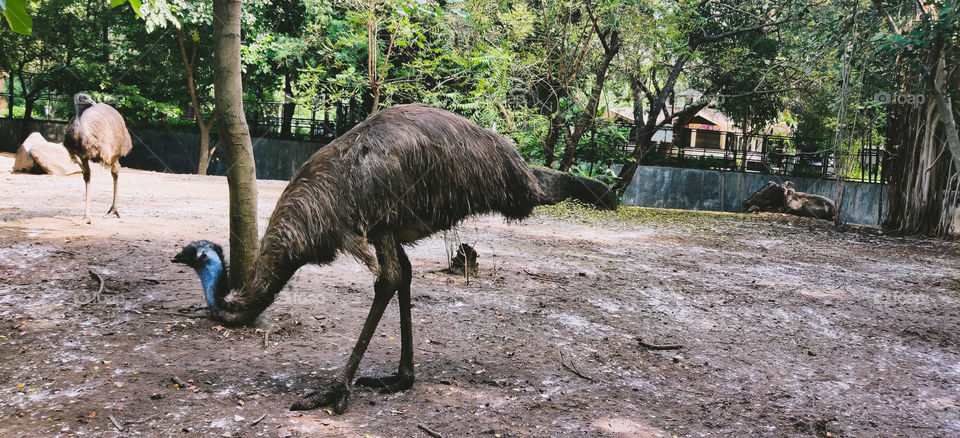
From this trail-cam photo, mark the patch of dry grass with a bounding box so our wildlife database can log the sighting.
[534,200,767,235]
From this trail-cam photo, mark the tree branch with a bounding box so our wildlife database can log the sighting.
[870,0,901,35]
[691,17,801,46]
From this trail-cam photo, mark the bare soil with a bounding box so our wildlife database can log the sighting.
[1,154,958,437]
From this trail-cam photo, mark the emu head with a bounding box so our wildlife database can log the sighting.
[172,240,266,326]
[73,93,95,118]
[743,181,787,211]
[173,240,229,317]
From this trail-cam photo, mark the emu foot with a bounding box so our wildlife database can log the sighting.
[104,207,120,218]
[76,216,92,226]
[354,373,414,393]
[290,380,350,414]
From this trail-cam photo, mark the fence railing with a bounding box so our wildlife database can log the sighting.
[583,125,883,184]
[0,84,365,142]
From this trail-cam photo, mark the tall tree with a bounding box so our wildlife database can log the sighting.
[213,0,259,287]
[536,1,596,167]
[556,3,620,171]
[871,0,960,234]
[176,27,217,174]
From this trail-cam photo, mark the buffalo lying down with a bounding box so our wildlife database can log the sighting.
[743,181,837,221]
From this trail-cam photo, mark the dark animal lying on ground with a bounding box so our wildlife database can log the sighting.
[172,104,618,414]
[742,181,786,214]
[743,181,837,220]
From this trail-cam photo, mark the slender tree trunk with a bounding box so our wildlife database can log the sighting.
[213,0,259,288]
[177,29,217,175]
[543,112,564,167]
[280,72,295,137]
[19,70,36,139]
[22,96,34,122]
[0,73,7,115]
[17,70,31,120]
[6,73,12,118]
[197,123,214,175]
[371,85,381,115]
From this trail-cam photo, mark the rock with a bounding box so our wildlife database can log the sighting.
[13,132,80,176]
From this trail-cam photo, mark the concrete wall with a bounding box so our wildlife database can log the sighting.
[0,118,326,181]
[620,165,887,225]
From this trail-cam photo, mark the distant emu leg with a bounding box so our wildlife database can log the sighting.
[291,234,402,413]
[355,242,415,392]
[105,163,120,218]
[80,159,92,223]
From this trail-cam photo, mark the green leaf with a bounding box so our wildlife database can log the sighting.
[110,0,141,17]
[1,0,32,35]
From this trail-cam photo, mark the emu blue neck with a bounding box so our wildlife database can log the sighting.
[197,254,226,313]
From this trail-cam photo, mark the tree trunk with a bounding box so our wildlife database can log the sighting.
[558,30,620,172]
[614,55,690,193]
[543,112,564,167]
[20,70,35,139]
[197,123,214,175]
[213,0,259,288]
[280,72,295,137]
[22,95,34,122]
[176,28,216,175]
[371,85,381,115]
[0,73,7,116]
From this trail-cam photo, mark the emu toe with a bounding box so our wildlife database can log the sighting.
[290,380,350,414]
[104,207,120,218]
[354,373,415,393]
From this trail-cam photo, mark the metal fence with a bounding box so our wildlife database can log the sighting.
[0,79,365,142]
[594,125,883,184]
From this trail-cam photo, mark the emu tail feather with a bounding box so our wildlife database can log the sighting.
[530,167,619,210]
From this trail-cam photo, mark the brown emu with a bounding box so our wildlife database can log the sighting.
[63,93,133,221]
[173,104,614,413]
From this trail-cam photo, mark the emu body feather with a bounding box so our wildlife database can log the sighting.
[175,104,616,413]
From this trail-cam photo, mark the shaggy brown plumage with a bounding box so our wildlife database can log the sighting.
[63,93,133,221]
[175,104,617,414]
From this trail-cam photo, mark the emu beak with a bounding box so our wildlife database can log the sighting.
[171,249,192,265]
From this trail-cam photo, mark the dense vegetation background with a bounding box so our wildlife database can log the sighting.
[1,0,958,234]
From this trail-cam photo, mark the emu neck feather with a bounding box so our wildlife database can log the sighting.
[198,254,226,313]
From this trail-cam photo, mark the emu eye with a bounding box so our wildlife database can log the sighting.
[199,252,209,263]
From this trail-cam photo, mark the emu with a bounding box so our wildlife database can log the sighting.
[173,104,614,413]
[63,93,133,222]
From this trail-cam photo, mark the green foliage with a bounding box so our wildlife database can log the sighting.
[1,0,32,35]
[5,0,932,192]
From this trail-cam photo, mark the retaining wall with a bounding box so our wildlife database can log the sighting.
[620,165,887,225]
[0,118,325,181]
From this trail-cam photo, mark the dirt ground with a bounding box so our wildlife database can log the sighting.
[0,153,958,437]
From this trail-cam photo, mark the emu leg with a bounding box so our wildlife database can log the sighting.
[105,163,120,218]
[355,243,415,393]
[80,159,92,223]
[291,234,402,413]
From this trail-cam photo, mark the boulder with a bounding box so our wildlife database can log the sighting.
[13,132,80,176]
